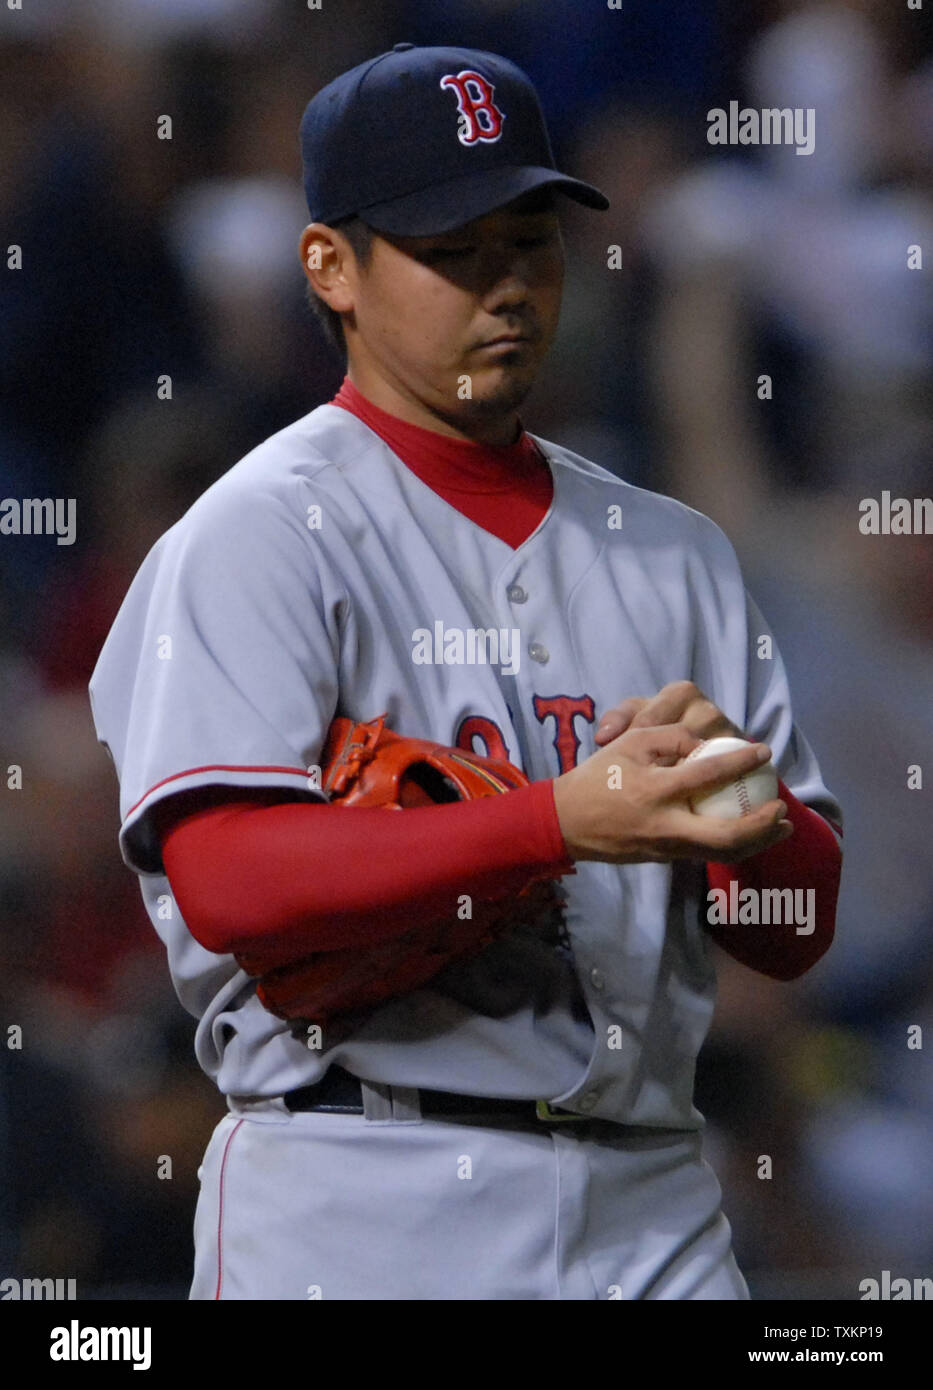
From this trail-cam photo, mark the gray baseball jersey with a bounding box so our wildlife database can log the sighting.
[89,402,840,1125]
[89,402,841,1299]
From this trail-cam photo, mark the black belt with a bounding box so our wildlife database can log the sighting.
[284,1064,588,1123]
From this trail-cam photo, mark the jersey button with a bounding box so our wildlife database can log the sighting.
[528,642,549,664]
[507,583,528,604]
[590,968,604,990]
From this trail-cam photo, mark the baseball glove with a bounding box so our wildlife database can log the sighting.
[235,712,569,1026]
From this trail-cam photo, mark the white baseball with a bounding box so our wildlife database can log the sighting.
[683,736,778,818]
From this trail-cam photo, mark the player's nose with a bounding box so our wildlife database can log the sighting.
[482,266,537,319]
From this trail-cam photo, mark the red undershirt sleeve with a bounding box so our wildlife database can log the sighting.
[160,771,839,982]
[703,780,842,980]
[159,778,576,967]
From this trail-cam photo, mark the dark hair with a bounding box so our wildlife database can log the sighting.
[305,216,375,360]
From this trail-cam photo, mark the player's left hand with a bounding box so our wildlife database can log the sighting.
[594,681,744,754]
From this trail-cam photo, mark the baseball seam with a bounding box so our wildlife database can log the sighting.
[687,739,757,815]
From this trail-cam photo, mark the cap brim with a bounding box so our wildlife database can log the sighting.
[356,164,609,236]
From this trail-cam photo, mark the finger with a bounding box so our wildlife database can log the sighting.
[664,742,774,797]
[666,801,791,861]
[642,698,729,738]
[626,680,700,730]
[705,815,795,863]
[633,697,734,742]
[595,697,648,743]
[613,722,704,766]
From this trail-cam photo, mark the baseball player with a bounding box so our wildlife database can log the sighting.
[89,44,843,1300]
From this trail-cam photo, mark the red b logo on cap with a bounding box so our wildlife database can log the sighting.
[440,69,505,146]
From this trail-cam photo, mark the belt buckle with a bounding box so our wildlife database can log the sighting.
[535,1099,587,1123]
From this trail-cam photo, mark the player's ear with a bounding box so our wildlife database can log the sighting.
[299,223,355,315]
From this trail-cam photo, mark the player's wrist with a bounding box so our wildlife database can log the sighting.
[550,774,588,862]
[551,771,629,864]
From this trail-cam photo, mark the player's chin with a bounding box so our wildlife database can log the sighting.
[466,360,540,412]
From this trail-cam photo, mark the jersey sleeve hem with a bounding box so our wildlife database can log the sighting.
[120,763,320,876]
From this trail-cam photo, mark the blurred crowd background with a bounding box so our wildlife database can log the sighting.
[0,0,931,1299]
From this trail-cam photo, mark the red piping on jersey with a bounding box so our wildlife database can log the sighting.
[126,764,310,819]
[214,1118,244,1301]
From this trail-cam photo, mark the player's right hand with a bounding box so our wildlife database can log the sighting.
[551,722,793,866]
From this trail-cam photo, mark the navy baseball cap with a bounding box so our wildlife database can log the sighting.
[299,43,610,236]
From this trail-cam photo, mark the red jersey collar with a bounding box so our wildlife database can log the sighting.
[330,376,547,495]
